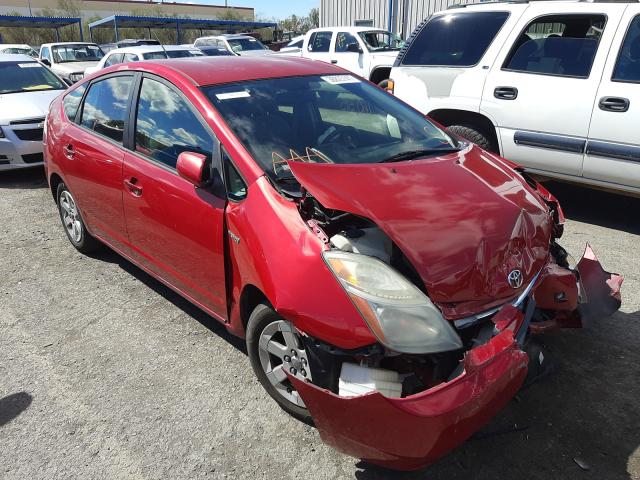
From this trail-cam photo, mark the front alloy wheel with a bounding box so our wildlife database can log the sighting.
[247,304,312,422]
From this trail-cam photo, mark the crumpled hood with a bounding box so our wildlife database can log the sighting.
[289,146,554,317]
[0,89,64,124]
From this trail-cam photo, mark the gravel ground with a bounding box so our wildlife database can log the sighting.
[1,168,639,480]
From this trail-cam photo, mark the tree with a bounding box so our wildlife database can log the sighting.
[307,8,319,29]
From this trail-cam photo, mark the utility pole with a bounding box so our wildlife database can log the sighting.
[27,0,32,16]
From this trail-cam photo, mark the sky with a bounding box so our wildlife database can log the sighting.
[191,0,319,20]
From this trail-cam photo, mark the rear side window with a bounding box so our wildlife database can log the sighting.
[123,53,139,63]
[63,84,86,122]
[134,78,212,169]
[308,31,333,52]
[80,75,133,144]
[104,53,123,67]
[612,15,640,83]
[503,14,606,78]
[401,12,509,66]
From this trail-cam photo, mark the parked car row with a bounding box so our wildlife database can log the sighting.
[41,53,622,471]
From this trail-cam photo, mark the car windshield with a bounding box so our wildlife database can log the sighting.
[0,60,66,94]
[204,74,458,183]
[200,47,233,57]
[358,31,405,51]
[228,37,267,53]
[2,47,37,56]
[52,44,104,63]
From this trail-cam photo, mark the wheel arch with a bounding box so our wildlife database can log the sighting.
[428,109,500,154]
[49,172,64,201]
[369,67,392,85]
[239,283,272,333]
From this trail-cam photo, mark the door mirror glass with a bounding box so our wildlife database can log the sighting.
[346,42,362,53]
[177,151,210,187]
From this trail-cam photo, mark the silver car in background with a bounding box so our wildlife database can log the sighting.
[0,54,67,171]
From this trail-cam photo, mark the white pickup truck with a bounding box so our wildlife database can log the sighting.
[278,26,404,84]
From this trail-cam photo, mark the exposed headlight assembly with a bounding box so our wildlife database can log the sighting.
[323,251,463,354]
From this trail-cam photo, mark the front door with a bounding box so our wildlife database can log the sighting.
[481,5,626,177]
[122,76,228,319]
[332,31,366,77]
[584,9,640,191]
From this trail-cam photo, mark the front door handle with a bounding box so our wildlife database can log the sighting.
[124,178,143,197]
[63,144,75,159]
[330,59,338,64]
[598,96,630,112]
[494,86,518,100]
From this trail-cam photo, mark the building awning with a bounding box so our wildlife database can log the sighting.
[0,15,83,41]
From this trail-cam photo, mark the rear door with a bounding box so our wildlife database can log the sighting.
[121,75,228,319]
[584,7,640,191]
[59,73,135,252]
[332,31,366,77]
[305,31,335,65]
[481,4,626,177]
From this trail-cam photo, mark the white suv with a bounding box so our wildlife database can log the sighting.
[390,0,640,196]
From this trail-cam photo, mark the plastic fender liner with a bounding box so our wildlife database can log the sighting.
[289,330,528,471]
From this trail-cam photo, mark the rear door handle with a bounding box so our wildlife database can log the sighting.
[494,86,518,100]
[124,178,143,197]
[63,144,75,159]
[330,59,338,64]
[598,96,630,112]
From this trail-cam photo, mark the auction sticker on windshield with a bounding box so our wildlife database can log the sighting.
[321,75,360,85]
[18,63,40,68]
[215,90,251,100]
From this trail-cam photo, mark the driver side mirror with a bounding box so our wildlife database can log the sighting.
[41,58,51,66]
[346,43,362,53]
[62,77,73,86]
[177,151,210,188]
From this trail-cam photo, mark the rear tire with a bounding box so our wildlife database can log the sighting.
[447,124,496,153]
[56,182,100,254]
[246,304,312,422]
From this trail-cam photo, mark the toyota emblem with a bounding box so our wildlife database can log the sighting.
[507,269,523,289]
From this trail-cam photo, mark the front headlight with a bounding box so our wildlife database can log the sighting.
[69,73,84,83]
[323,251,463,354]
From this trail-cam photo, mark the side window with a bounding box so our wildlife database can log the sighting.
[41,47,51,61]
[335,32,360,53]
[135,77,213,169]
[63,84,87,122]
[80,75,133,143]
[223,151,247,201]
[123,53,139,63]
[401,12,509,66]
[503,14,606,78]
[612,15,640,83]
[104,53,123,67]
[308,31,333,52]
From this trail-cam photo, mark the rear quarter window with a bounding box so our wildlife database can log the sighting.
[400,11,509,67]
[63,84,86,123]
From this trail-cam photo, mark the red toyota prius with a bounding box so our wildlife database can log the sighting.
[43,57,622,470]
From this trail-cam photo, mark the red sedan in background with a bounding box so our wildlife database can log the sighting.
[43,56,622,470]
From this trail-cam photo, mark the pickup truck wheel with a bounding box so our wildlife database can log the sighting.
[247,304,313,423]
[447,124,496,153]
[56,182,100,253]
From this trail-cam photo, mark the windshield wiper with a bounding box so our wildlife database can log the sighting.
[380,147,460,163]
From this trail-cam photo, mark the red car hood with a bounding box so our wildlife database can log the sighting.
[289,147,554,318]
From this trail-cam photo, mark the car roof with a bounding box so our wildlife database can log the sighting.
[109,56,344,87]
[106,45,197,55]
[0,53,38,63]
[41,42,99,47]
[308,26,389,34]
[0,44,32,49]
[197,34,254,40]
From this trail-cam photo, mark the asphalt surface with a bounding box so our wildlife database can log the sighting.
[1,168,639,480]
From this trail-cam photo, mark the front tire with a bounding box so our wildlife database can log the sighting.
[56,182,100,253]
[246,304,312,422]
[447,124,497,153]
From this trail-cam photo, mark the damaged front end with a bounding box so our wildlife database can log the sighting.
[279,157,622,470]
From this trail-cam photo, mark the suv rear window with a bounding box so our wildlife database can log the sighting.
[503,14,606,78]
[400,12,509,67]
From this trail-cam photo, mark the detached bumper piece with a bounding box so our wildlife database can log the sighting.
[290,329,528,470]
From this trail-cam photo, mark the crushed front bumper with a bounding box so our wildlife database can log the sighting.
[290,244,622,471]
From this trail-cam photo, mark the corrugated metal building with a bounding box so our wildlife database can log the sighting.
[320,0,481,38]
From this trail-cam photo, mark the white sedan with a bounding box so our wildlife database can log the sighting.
[84,45,204,75]
[0,54,67,170]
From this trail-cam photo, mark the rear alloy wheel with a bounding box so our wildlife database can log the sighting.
[247,304,312,422]
[56,182,99,253]
[447,124,497,153]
